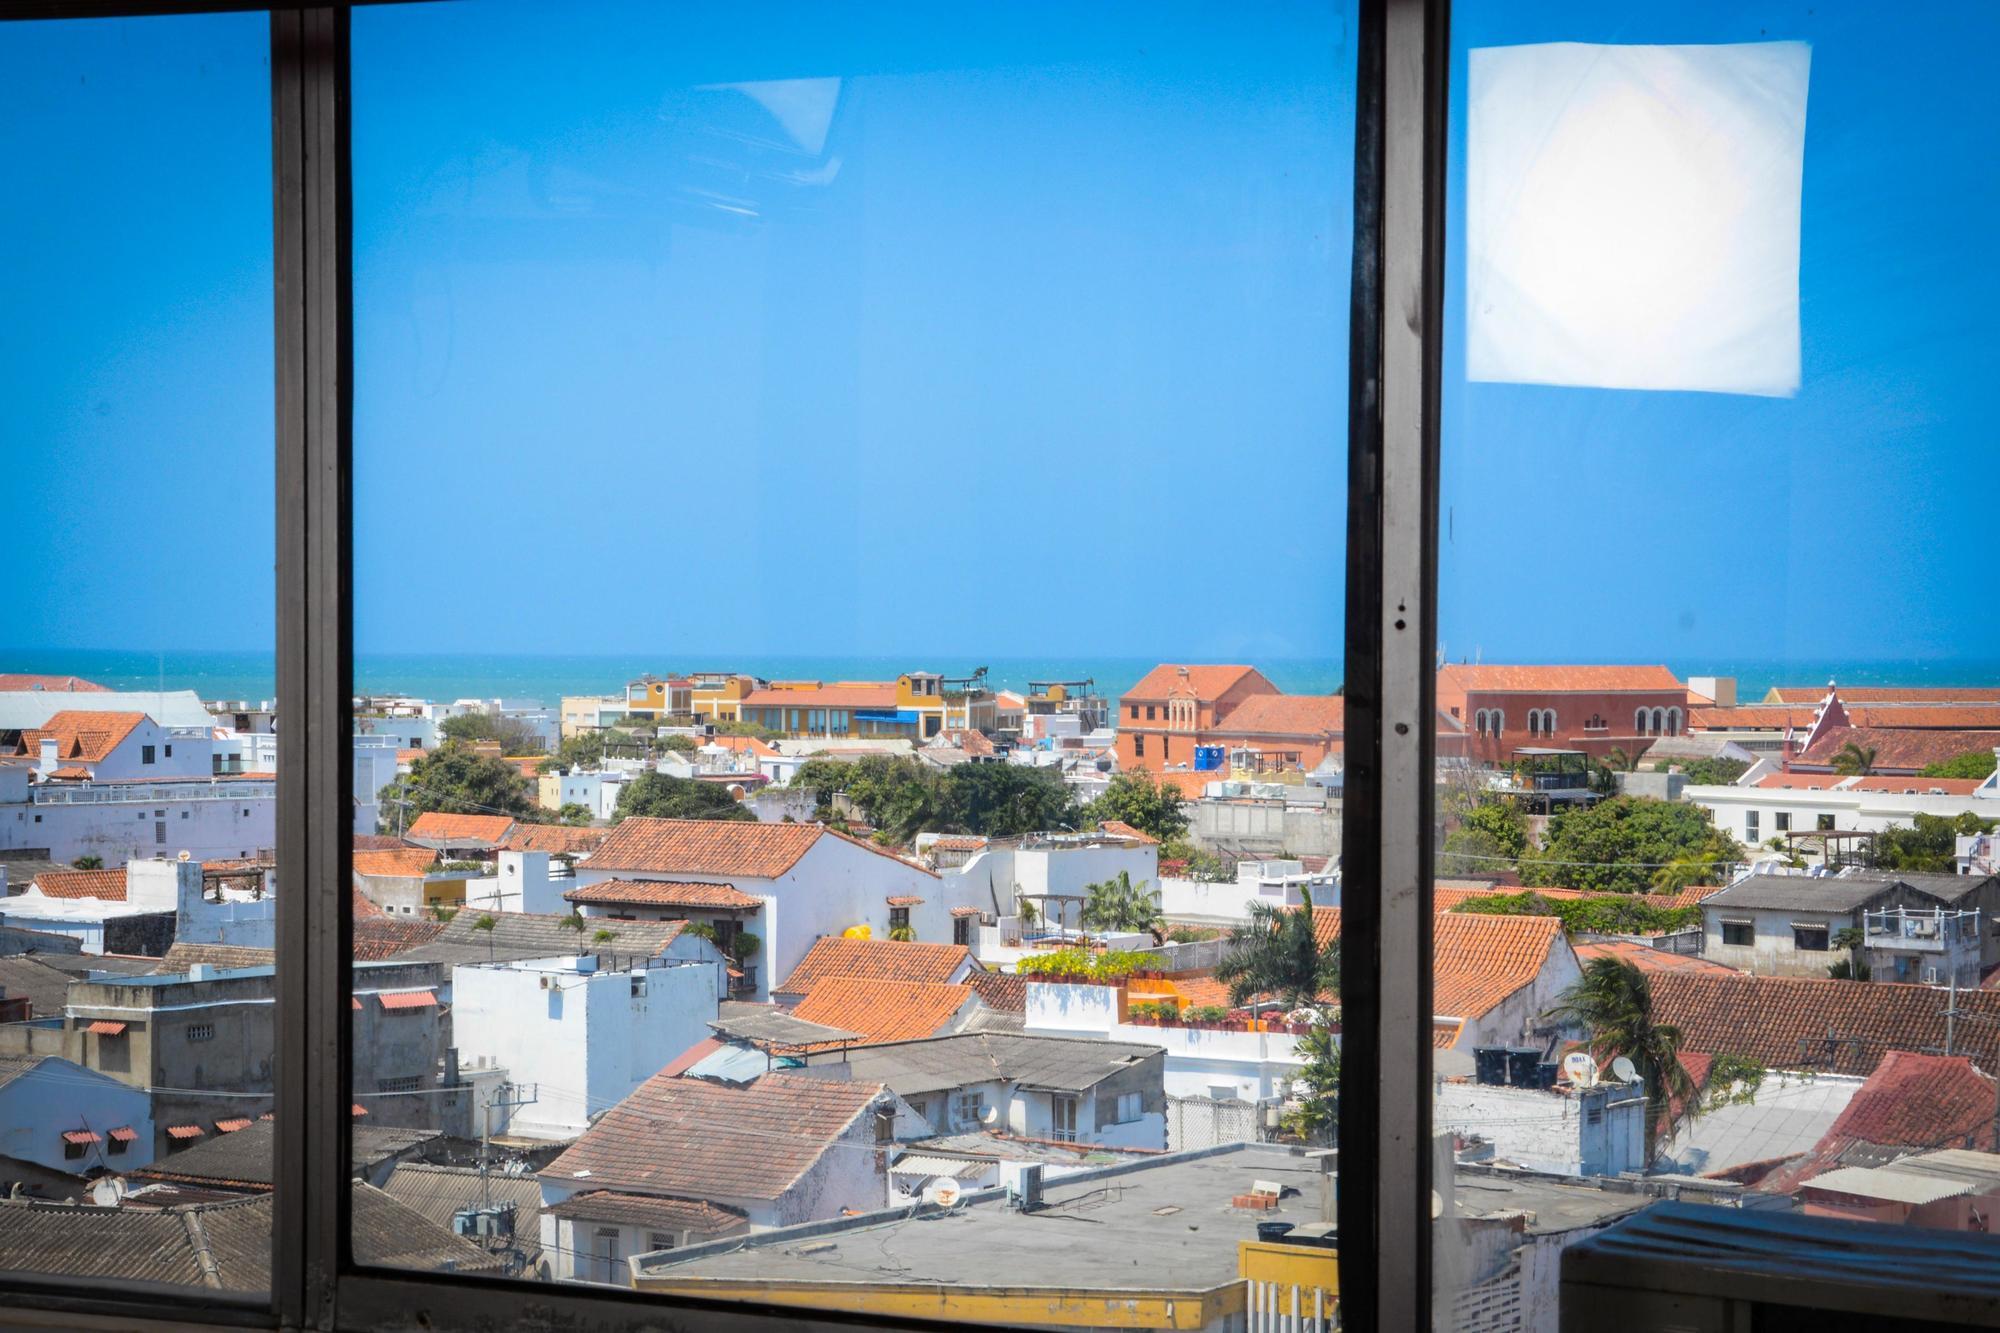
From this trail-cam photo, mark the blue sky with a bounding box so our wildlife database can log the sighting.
[5,1,1996,676]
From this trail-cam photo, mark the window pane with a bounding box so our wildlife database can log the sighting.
[351,0,1351,1316]
[0,12,276,1293]
[1437,3,2000,1327]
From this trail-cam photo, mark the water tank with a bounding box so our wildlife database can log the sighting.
[1472,1047,1508,1086]
[1535,1061,1561,1091]
[1506,1048,1542,1088]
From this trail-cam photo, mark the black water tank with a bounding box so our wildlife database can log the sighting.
[1473,1046,1508,1086]
[1507,1048,1542,1088]
[1535,1061,1561,1090]
[1257,1222,1295,1243]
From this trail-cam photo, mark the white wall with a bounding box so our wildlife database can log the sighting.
[1024,982,1305,1102]
[462,851,566,916]
[1690,781,2000,847]
[0,1058,156,1175]
[1436,1080,1644,1177]
[451,954,720,1140]
[0,781,275,868]
[1700,904,1852,978]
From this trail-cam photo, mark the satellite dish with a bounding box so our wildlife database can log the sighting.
[177,850,191,862]
[91,1177,128,1207]
[981,1105,1000,1126]
[1609,1056,1639,1085]
[922,1178,962,1208]
[1562,1052,1599,1088]
[1430,1190,1443,1220]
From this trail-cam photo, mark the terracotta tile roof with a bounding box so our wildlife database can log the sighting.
[1209,693,1345,739]
[1119,664,1271,702]
[501,823,608,855]
[932,835,989,851]
[563,879,761,910]
[396,748,425,764]
[1766,687,2000,706]
[1701,704,2000,731]
[1312,908,1567,1021]
[706,734,780,759]
[790,979,975,1048]
[1649,973,2000,1077]
[539,1070,887,1201]
[1167,975,1236,1010]
[352,917,447,961]
[352,849,437,879]
[354,834,416,852]
[45,766,91,781]
[949,905,983,918]
[1796,726,2000,773]
[965,969,1027,1013]
[1147,771,1214,801]
[1432,885,1591,913]
[545,1190,748,1235]
[1844,776,1988,796]
[18,710,147,764]
[1096,820,1159,845]
[31,869,128,901]
[1759,1052,1999,1194]
[405,812,517,844]
[1690,706,1819,730]
[885,894,926,907]
[777,936,971,995]
[739,684,899,710]
[0,674,108,692]
[1436,664,1685,697]
[1574,941,1738,977]
[588,817,934,880]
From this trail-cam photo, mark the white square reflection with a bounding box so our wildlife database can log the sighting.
[1467,41,1810,397]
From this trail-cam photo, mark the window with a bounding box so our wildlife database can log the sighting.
[951,1092,986,1130]
[1793,925,1831,953]
[1051,1094,1079,1143]
[1133,734,1145,757]
[1113,1091,1142,1124]
[375,1076,424,1094]
[1818,814,1837,832]
[142,744,156,764]
[1745,810,1760,841]
[1146,706,1157,721]
[647,1233,674,1254]
[1775,812,1792,833]
[164,744,173,758]
[107,1135,128,1157]
[1721,920,1754,948]
[953,916,971,947]
[186,1024,216,1043]
[888,906,910,933]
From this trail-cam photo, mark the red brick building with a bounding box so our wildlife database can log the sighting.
[1114,664,1277,773]
[1434,664,1691,766]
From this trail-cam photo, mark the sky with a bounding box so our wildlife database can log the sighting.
[4,1,1996,675]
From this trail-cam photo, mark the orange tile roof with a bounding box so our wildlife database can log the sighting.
[1796,726,2000,773]
[965,969,1026,1013]
[1096,820,1159,845]
[1844,776,1987,795]
[789,979,975,1048]
[1759,1052,1999,1194]
[1119,664,1272,702]
[1312,907,1567,1021]
[352,849,437,879]
[500,823,609,855]
[706,734,780,759]
[405,812,517,844]
[1209,693,1345,739]
[32,869,129,902]
[1437,664,1685,697]
[778,936,972,995]
[0,674,108,692]
[1765,686,2000,706]
[1147,771,1213,801]
[352,917,447,961]
[1690,706,1818,730]
[1574,940,1738,977]
[19,710,148,764]
[353,834,416,852]
[396,748,425,764]
[739,684,899,710]
[587,817,934,880]
[1699,704,2000,731]
[352,886,386,920]
[563,879,761,910]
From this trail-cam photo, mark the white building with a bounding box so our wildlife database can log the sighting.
[450,949,723,1140]
[0,1053,157,1176]
[1688,761,2000,853]
[2,857,273,955]
[460,850,573,916]
[937,831,1161,936]
[1437,1069,1644,1177]
[0,762,275,869]
[1023,981,1307,1105]
[574,817,950,1000]
[1156,857,1338,926]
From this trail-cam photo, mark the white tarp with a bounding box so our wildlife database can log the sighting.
[1468,41,1811,397]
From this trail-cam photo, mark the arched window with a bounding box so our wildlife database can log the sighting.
[1651,707,1667,735]
[1491,709,1504,737]
[1474,709,1489,736]
[1667,707,1681,737]
[1542,708,1557,736]
[1635,708,1650,736]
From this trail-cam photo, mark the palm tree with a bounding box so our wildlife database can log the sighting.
[1603,747,1635,773]
[1544,957,1696,1161]
[1215,887,1340,1011]
[1831,742,1878,777]
[472,912,497,961]
[1080,871,1162,935]
[1650,853,1720,894]
[1829,926,1870,981]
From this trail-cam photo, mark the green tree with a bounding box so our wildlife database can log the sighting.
[937,762,1078,840]
[556,803,594,826]
[1831,742,1879,776]
[1544,957,1696,1159]
[1921,751,1999,780]
[1521,797,1739,894]
[1438,827,1510,879]
[1450,891,1700,937]
[72,854,104,870]
[1650,852,1725,894]
[1603,747,1636,773]
[439,711,546,753]
[382,744,539,827]
[1215,888,1340,1010]
[1084,771,1191,842]
[1673,758,1750,786]
[659,734,699,755]
[1281,1023,1340,1145]
[613,772,755,823]
[1080,870,1162,934]
[713,719,784,741]
[1829,925,1869,981]
[558,912,586,934]
[553,732,608,770]
[1874,811,1997,873]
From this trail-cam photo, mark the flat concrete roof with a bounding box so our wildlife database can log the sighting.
[636,1143,1324,1292]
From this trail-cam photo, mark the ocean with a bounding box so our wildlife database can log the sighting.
[6,648,1999,709]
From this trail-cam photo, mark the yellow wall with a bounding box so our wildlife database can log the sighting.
[631,1277,1244,1329]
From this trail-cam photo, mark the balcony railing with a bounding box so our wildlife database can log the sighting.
[30,779,278,805]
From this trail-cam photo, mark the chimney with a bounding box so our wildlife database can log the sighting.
[36,738,57,777]
[126,857,202,912]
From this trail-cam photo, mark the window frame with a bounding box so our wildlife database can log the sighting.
[0,1,1445,1330]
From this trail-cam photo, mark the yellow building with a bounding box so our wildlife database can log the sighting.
[687,672,760,722]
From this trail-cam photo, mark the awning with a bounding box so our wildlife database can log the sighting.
[886,895,924,907]
[351,1103,368,1117]
[889,1154,987,1179]
[215,1118,252,1133]
[376,990,438,1010]
[108,1127,138,1143]
[85,1020,127,1036]
[61,1130,101,1145]
[949,906,982,918]
[166,1125,204,1140]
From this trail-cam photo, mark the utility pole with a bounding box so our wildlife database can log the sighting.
[479,1081,540,1212]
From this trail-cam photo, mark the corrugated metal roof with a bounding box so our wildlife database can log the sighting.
[1804,1165,1976,1205]
[888,1154,988,1179]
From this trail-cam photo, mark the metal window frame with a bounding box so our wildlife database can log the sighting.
[0,2,1449,1329]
